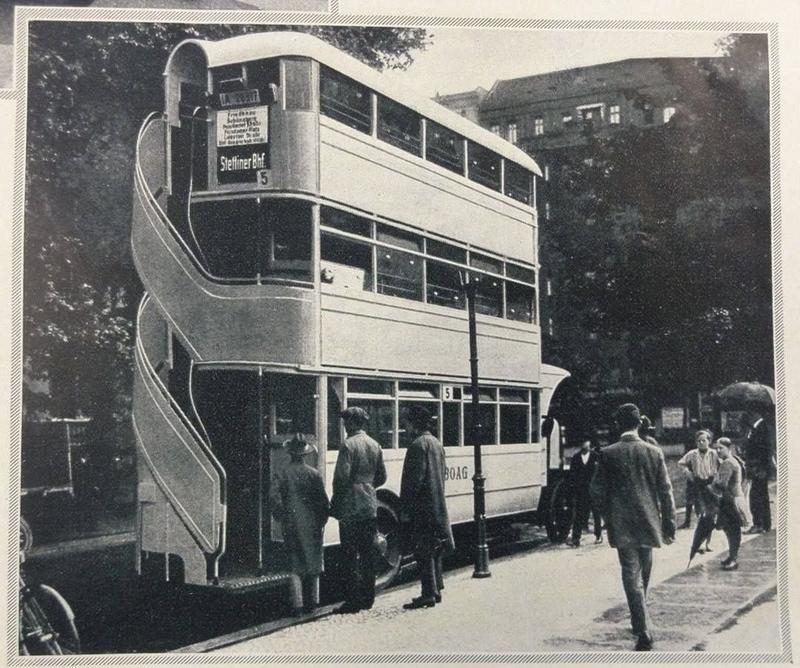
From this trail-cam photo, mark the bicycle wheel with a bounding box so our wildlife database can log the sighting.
[19,517,33,559]
[35,585,81,654]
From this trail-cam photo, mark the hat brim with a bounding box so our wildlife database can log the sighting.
[282,441,315,456]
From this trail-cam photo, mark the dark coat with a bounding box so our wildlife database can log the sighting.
[330,430,387,522]
[590,433,676,549]
[569,449,600,498]
[745,418,775,480]
[271,461,330,577]
[400,431,455,552]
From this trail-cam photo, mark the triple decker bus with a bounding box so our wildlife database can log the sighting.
[131,31,570,593]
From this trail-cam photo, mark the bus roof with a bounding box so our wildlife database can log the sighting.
[167,32,542,176]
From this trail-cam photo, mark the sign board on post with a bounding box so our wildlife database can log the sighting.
[661,407,685,430]
[215,105,270,185]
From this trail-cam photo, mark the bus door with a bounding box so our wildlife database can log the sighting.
[191,368,316,575]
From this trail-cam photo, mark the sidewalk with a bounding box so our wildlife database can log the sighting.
[214,530,779,655]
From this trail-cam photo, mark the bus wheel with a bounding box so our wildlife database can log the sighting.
[20,517,33,558]
[546,479,572,543]
[374,499,402,590]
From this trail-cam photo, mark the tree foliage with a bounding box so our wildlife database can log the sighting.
[23,22,430,429]
[542,34,772,419]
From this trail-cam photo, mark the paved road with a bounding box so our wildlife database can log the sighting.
[215,530,779,655]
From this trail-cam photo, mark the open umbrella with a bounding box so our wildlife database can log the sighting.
[713,381,775,410]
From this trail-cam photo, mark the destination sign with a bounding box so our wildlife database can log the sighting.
[216,106,268,148]
[219,89,261,108]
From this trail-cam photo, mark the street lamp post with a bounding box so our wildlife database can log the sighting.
[462,272,491,578]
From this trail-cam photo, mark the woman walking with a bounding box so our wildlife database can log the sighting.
[711,437,749,570]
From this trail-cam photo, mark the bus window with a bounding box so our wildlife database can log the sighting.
[321,233,374,291]
[243,58,280,102]
[505,161,533,204]
[442,402,461,447]
[506,281,535,323]
[263,199,312,278]
[500,389,529,445]
[427,239,467,264]
[376,225,423,299]
[348,400,394,449]
[321,206,372,237]
[506,263,535,284]
[472,274,503,317]
[530,391,541,443]
[190,199,261,279]
[469,252,502,275]
[464,403,497,446]
[426,260,464,310]
[426,121,465,175]
[468,142,501,192]
[282,58,312,110]
[320,66,372,134]
[327,377,344,451]
[377,95,422,156]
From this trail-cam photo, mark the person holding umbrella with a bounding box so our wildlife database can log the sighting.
[710,437,749,570]
[678,430,719,558]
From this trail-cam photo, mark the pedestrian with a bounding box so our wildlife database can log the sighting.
[638,415,658,445]
[568,436,603,547]
[330,407,387,614]
[742,410,775,534]
[678,429,719,548]
[590,403,676,652]
[399,405,455,609]
[270,434,330,615]
[711,437,749,570]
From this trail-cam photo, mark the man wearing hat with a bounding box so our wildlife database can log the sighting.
[330,406,387,613]
[590,403,676,651]
[270,434,329,615]
[400,405,454,609]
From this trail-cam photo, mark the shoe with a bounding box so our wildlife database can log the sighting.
[334,603,361,614]
[594,536,604,544]
[705,545,713,552]
[570,539,581,548]
[403,596,436,610]
[434,593,442,603]
[746,526,765,535]
[720,556,732,566]
[302,604,316,614]
[680,522,691,529]
[697,548,706,555]
[722,560,739,571]
[635,633,654,651]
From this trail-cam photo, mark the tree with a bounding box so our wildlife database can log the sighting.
[23,23,431,431]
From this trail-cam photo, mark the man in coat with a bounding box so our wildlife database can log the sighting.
[330,407,387,613]
[400,405,455,609]
[270,434,329,614]
[743,409,775,533]
[568,436,602,546]
[590,403,676,651]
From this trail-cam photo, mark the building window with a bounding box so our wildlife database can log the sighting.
[490,124,501,135]
[562,112,573,126]
[577,103,604,123]
[663,106,676,123]
[610,104,620,125]
[507,122,518,144]
[547,317,554,337]
[534,117,544,136]
[643,104,654,124]
[543,165,549,181]
[545,201,551,220]
[546,279,553,296]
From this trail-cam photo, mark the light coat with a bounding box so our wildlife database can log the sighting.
[590,433,676,549]
[331,430,387,523]
[400,431,455,552]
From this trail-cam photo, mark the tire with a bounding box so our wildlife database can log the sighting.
[20,517,33,558]
[374,499,402,590]
[35,585,81,654]
[546,479,573,544]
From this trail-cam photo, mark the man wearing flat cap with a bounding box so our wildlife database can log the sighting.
[590,403,676,651]
[330,406,387,613]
